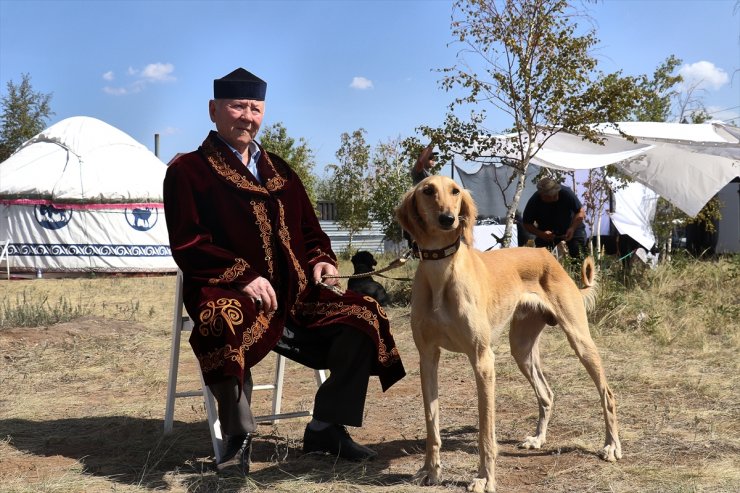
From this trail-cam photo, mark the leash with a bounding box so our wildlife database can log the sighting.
[321,249,415,285]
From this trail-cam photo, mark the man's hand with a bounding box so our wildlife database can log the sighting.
[414,142,436,173]
[313,262,339,286]
[564,227,575,241]
[240,276,277,313]
[540,230,556,241]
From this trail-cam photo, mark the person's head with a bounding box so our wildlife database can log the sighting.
[209,68,267,152]
[536,177,561,203]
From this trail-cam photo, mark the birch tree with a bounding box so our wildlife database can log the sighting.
[421,0,644,246]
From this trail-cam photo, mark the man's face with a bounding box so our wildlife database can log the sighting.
[209,98,265,152]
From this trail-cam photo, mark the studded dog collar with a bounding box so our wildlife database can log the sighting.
[415,236,462,260]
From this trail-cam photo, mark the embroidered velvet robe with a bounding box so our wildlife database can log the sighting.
[163,131,405,392]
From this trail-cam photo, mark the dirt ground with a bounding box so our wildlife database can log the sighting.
[0,275,738,493]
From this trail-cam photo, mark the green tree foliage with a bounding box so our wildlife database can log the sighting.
[419,0,645,246]
[652,196,722,259]
[326,129,372,253]
[633,55,683,122]
[258,122,318,205]
[369,137,414,246]
[0,73,54,162]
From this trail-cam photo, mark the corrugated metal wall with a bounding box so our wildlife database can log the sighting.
[320,220,386,254]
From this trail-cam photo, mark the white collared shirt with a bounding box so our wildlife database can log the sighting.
[217,135,262,183]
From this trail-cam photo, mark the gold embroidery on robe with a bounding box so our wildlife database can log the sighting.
[363,296,390,320]
[208,258,249,285]
[202,139,266,193]
[252,201,274,279]
[197,311,275,374]
[295,301,400,367]
[313,248,333,260]
[198,298,244,337]
[276,200,307,300]
[263,153,288,191]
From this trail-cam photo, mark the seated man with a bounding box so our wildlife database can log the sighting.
[522,177,587,257]
[347,251,390,306]
[163,68,405,475]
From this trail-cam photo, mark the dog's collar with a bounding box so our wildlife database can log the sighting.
[415,236,461,260]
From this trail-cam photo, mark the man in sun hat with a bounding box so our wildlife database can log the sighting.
[522,176,587,257]
[163,67,405,475]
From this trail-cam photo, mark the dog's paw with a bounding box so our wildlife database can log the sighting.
[518,435,545,450]
[600,442,622,462]
[467,478,496,493]
[413,466,442,486]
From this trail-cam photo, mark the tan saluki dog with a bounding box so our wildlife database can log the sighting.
[395,175,621,493]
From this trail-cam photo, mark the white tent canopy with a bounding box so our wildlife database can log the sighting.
[606,179,658,250]
[0,116,177,274]
[464,122,740,217]
[531,122,740,217]
[596,122,740,217]
[455,122,740,250]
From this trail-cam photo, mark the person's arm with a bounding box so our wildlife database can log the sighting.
[411,143,435,185]
[522,198,555,242]
[564,207,585,241]
[562,188,586,241]
[523,222,556,242]
[163,158,262,287]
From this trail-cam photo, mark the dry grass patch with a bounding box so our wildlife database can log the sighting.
[0,255,738,492]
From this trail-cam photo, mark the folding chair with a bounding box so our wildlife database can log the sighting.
[163,269,327,463]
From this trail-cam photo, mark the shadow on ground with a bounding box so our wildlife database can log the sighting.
[1,417,596,491]
[1,416,214,489]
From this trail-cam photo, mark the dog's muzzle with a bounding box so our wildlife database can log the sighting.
[438,213,456,228]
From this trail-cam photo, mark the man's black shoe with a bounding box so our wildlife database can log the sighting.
[216,433,252,475]
[302,424,377,461]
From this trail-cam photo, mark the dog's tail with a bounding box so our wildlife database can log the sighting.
[580,256,597,311]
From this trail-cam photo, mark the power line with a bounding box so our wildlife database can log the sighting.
[709,104,740,115]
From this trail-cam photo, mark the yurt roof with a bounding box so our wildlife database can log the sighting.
[0,116,166,206]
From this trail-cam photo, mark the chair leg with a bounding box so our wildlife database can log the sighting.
[199,371,224,463]
[163,271,186,434]
[270,354,287,424]
[315,369,327,386]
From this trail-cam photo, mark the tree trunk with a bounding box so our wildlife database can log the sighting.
[594,213,602,260]
[503,161,531,248]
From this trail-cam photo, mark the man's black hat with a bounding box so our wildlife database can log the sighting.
[213,68,266,100]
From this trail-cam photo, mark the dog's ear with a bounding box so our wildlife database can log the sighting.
[395,186,424,242]
[458,188,478,246]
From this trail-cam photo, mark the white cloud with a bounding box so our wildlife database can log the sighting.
[678,61,729,91]
[140,62,176,82]
[103,62,176,96]
[350,76,374,90]
[103,86,128,96]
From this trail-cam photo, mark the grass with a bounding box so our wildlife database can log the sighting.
[0,253,738,492]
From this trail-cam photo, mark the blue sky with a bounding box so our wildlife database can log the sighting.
[1,0,738,176]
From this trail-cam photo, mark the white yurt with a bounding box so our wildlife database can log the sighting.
[0,116,177,275]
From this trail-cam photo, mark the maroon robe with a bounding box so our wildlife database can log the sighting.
[163,131,405,392]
